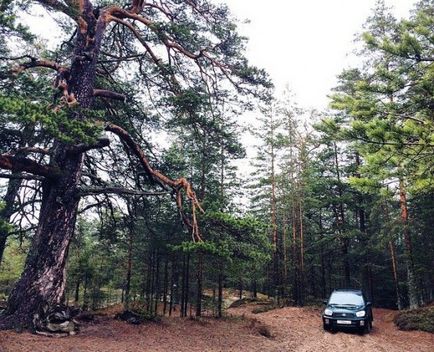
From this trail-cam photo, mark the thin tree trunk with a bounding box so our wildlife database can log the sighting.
[389,240,402,309]
[282,216,288,296]
[163,257,168,315]
[333,142,350,287]
[319,209,326,298]
[74,280,80,306]
[196,252,203,317]
[183,253,190,317]
[124,225,133,310]
[299,199,304,306]
[180,255,186,317]
[292,203,299,304]
[154,252,160,315]
[217,270,223,318]
[270,126,279,295]
[0,176,22,266]
[399,179,419,309]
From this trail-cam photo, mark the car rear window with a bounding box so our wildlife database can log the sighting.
[328,291,364,305]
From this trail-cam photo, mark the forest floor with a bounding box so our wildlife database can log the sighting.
[0,301,433,352]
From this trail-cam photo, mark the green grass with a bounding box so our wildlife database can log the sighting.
[394,306,434,333]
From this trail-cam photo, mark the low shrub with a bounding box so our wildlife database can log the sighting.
[251,305,278,314]
[394,306,434,333]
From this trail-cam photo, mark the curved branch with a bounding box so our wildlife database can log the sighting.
[11,57,68,75]
[104,122,204,241]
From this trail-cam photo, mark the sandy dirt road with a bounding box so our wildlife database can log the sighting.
[229,305,434,352]
[0,305,432,351]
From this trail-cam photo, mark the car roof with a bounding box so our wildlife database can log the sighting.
[333,289,363,294]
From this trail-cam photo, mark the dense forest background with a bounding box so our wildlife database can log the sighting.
[0,0,433,330]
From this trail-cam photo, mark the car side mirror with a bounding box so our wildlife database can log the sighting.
[323,300,328,305]
[366,302,372,306]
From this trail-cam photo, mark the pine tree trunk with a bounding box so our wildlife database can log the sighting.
[389,241,402,309]
[1,156,83,328]
[270,133,279,295]
[299,200,304,306]
[154,253,160,315]
[124,226,133,310]
[319,209,326,298]
[291,205,299,304]
[282,216,288,296]
[399,179,419,309]
[333,143,350,287]
[184,253,190,317]
[74,280,80,306]
[217,271,223,318]
[195,252,203,317]
[163,258,168,315]
[180,255,186,317]
[0,176,22,266]
[0,2,109,328]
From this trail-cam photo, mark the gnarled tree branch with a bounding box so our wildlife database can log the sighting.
[0,154,60,179]
[104,122,204,241]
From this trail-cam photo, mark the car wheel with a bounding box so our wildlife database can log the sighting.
[323,323,329,331]
[364,320,372,334]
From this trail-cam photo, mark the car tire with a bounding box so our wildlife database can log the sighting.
[364,320,372,334]
[323,323,329,331]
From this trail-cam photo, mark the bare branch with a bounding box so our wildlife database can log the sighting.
[10,147,50,156]
[78,186,168,197]
[0,154,60,179]
[0,173,44,181]
[93,89,126,102]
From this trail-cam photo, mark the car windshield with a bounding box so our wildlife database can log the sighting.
[328,291,364,306]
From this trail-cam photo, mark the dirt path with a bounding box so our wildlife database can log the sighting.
[0,305,432,351]
[229,305,434,352]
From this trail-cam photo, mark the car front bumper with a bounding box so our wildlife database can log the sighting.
[322,316,368,329]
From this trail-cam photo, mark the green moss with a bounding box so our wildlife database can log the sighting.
[394,306,434,333]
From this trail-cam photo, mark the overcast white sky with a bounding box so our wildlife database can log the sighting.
[224,0,416,110]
